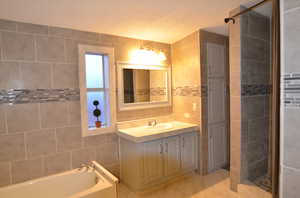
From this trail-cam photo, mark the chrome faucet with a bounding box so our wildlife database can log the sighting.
[78,162,95,171]
[148,120,158,127]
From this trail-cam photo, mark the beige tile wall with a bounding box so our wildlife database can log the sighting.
[171,31,202,176]
[171,31,201,125]
[229,7,243,191]
[0,18,172,187]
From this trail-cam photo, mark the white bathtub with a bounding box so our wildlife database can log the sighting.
[0,161,119,198]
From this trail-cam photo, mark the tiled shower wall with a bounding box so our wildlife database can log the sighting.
[0,19,171,187]
[240,11,272,183]
[281,0,300,197]
[229,7,272,190]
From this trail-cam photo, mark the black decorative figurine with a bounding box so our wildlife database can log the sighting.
[93,100,102,128]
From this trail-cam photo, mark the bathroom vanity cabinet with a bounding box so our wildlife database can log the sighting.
[118,121,199,192]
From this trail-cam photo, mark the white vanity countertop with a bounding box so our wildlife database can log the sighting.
[117,121,199,143]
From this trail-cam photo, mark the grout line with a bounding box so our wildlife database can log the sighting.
[3,104,8,134]
[70,150,73,169]
[24,132,28,160]
[66,101,71,126]
[8,161,12,185]
[281,164,300,173]
[17,62,23,89]
[37,103,42,130]
[50,62,54,89]
[33,35,37,63]
[0,58,76,65]
[63,38,67,63]
[54,128,58,153]
[284,5,300,14]
[41,155,45,177]
[0,32,3,61]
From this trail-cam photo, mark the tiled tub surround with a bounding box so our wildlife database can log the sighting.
[0,18,172,121]
[0,18,172,187]
[0,101,120,187]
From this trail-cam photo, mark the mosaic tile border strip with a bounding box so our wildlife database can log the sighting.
[283,73,300,107]
[124,87,167,96]
[242,84,272,96]
[150,87,167,96]
[0,89,80,104]
[172,86,205,97]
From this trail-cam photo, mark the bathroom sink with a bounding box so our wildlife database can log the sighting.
[144,123,173,131]
[118,121,199,143]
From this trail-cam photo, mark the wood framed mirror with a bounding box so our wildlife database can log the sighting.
[117,62,171,111]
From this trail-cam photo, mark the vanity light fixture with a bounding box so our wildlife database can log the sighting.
[130,47,166,66]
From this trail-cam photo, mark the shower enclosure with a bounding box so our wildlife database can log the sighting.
[228,0,279,196]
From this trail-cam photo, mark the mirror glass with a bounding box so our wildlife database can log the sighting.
[123,69,168,103]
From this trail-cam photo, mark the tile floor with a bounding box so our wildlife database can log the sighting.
[253,174,272,193]
[118,170,272,198]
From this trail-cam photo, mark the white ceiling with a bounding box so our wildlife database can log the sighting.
[0,0,256,43]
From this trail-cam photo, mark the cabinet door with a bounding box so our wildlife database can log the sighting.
[142,139,164,184]
[181,133,197,171]
[164,136,181,177]
[208,123,228,173]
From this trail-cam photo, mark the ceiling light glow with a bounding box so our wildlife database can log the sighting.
[130,48,166,65]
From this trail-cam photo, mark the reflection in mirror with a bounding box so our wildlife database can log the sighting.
[123,69,167,104]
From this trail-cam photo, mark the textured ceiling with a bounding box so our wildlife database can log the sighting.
[0,0,254,43]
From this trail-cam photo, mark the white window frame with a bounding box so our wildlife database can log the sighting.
[78,45,116,137]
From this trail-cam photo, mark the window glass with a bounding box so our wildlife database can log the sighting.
[85,54,104,88]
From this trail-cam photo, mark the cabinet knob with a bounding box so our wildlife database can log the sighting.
[182,137,185,148]
[160,144,163,154]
